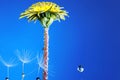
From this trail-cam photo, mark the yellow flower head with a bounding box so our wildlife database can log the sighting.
[20,2,68,27]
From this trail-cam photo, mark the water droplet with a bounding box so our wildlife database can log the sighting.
[22,73,25,78]
[77,65,84,72]
[36,77,40,80]
[5,77,9,80]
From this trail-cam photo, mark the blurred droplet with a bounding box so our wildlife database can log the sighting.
[77,65,84,72]
[36,77,40,80]
[5,77,9,80]
[22,73,25,78]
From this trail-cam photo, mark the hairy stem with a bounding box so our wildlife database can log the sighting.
[43,28,49,80]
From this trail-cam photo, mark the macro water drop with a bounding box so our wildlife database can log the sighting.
[77,65,84,72]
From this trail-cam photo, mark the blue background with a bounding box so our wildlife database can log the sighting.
[0,0,120,80]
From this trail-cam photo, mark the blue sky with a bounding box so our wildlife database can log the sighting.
[0,0,120,80]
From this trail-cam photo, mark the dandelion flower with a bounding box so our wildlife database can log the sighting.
[20,2,68,27]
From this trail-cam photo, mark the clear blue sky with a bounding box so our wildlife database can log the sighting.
[0,0,120,80]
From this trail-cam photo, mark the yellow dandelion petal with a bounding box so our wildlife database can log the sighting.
[20,2,68,27]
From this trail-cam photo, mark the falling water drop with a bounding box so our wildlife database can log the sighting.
[77,65,84,72]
